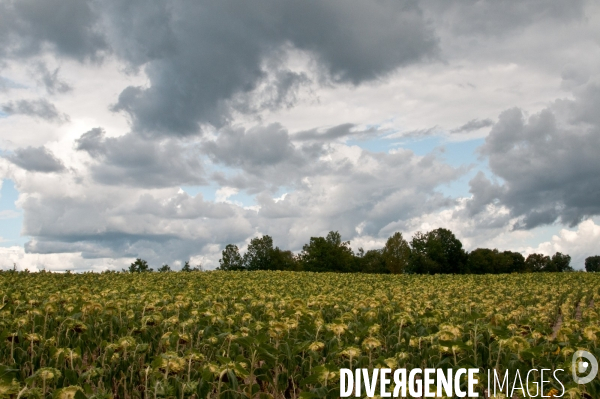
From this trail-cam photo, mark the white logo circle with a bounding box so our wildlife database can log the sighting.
[572,350,598,384]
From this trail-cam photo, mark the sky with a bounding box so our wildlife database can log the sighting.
[1,0,600,271]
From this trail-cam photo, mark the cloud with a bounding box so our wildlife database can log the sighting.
[75,128,206,188]
[2,0,599,272]
[18,183,254,265]
[203,124,298,170]
[293,123,379,141]
[215,187,239,203]
[468,84,600,229]
[12,135,464,266]
[390,126,440,139]
[0,76,26,92]
[34,63,72,95]
[105,0,438,135]
[560,64,590,90]
[1,99,69,123]
[230,69,311,115]
[0,209,21,219]
[527,219,600,269]
[202,124,330,192]
[203,123,442,197]
[0,0,106,61]
[246,145,464,247]
[451,118,494,134]
[0,245,131,272]
[423,0,585,37]
[5,146,66,173]
[463,171,505,217]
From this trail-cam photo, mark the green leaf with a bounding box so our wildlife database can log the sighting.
[0,365,19,384]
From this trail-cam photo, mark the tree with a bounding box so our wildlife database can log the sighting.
[181,261,192,272]
[243,235,274,271]
[585,256,600,272]
[408,228,467,274]
[382,232,411,274]
[157,264,171,272]
[502,251,526,273]
[270,247,298,271]
[218,244,244,271]
[181,261,202,272]
[356,249,387,273]
[129,258,152,273]
[525,253,550,272]
[547,252,572,272]
[467,249,524,274]
[300,231,354,272]
[467,248,498,274]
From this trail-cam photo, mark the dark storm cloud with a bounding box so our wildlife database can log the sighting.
[0,0,106,61]
[1,0,587,139]
[75,128,206,188]
[469,84,600,228]
[105,0,439,135]
[2,0,437,135]
[1,98,69,123]
[451,118,494,134]
[5,146,66,173]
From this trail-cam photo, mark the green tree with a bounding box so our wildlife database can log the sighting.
[408,228,467,274]
[467,248,499,274]
[300,231,354,272]
[525,253,549,272]
[356,248,387,273]
[243,235,274,271]
[180,261,202,272]
[218,244,244,271]
[547,252,572,272]
[181,261,192,272]
[466,249,522,274]
[382,232,411,274]
[129,258,152,273]
[157,264,171,272]
[502,251,526,273]
[270,247,298,271]
[585,256,600,272]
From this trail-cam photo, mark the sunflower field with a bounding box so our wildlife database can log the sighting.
[1,271,599,399]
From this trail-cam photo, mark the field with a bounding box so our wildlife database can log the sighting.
[1,271,599,399]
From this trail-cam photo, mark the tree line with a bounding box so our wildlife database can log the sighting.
[125,260,202,273]
[118,227,600,274]
[216,228,598,274]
